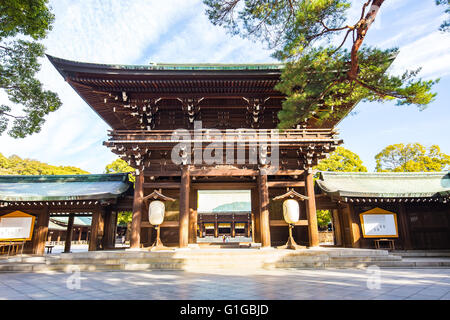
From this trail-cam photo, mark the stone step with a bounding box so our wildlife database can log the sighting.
[0,262,185,272]
[2,248,448,273]
[2,258,450,272]
[392,251,450,257]
[53,257,186,265]
[329,255,402,262]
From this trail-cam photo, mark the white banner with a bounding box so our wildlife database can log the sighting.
[0,217,34,240]
[361,214,398,238]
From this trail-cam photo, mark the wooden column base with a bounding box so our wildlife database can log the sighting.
[277,225,306,250]
[148,226,172,251]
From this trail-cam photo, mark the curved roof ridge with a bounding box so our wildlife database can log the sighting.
[0,173,129,183]
[47,54,284,71]
[317,171,450,199]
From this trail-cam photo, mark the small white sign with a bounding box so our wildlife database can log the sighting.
[0,217,34,240]
[361,214,398,238]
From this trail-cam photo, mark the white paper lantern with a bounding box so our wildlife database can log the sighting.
[149,200,165,226]
[283,199,300,224]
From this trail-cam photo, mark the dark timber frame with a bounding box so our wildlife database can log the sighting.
[0,174,132,255]
[48,56,344,249]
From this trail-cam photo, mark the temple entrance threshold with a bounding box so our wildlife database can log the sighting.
[196,190,253,245]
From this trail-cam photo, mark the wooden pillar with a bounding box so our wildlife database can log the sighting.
[198,222,202,238]
[140,197,153,247]
[305,171,319,247]
[77,228,82,242]
[34,208,50,255]
[251,188,261,243]
[214,220,219,238]
[179,165,190,248]
[231,221,236,238]
[247,214,251,238]
[131,173,144,248]
[89,209,105,251]
[189,188,198,244]
[64,214,75,253]
[103,209,116,249]
[331,209,343,246]
[343,203,361,248]
[258,170,271,247]
[398,203,412,249]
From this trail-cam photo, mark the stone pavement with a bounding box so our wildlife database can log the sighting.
[0,268,449,300]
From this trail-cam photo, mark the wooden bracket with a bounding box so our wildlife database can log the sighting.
[272,188,309,201]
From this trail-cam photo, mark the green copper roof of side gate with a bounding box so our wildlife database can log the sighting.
[0,173,132,201]
[316,171,450,199]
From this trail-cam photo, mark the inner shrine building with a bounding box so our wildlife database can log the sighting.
[47,55,346,249]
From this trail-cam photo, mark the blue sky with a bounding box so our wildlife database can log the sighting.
[0,0,449,173]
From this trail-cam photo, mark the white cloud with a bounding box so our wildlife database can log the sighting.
[148,9,274,63]
[389,31,450,79]
[0,0,274,173]
[0,0,448,173]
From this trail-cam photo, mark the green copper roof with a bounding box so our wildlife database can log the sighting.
[46,55,284,72]
[123,63,284,71]
[316,171,450,199]
[0,173,131,201]
[50,217,92,227]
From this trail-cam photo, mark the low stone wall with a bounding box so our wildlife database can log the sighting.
[319,231,334,244]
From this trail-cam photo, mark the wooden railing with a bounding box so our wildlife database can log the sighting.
[107,128,340,144]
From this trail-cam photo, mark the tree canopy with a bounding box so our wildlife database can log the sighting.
[105,158,135,226]
[0,0,61,138]
[375,143,450,172]
[436,0,450,32]
[314,146,366,230]
[315,146,367,172]
[105,158,135,183]
[0,152,89,175]
[204,0,439,128]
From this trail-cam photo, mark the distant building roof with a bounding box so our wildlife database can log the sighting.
[316,171,450,201]
[48,217,92,230]
[0,173,131,202]
[48,220,66,231]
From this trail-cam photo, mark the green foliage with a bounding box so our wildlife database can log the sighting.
[375,143,450,172]
[315,146,367,172]
[117,211,132,226]
[317,209,331,229]
[0,0,61,138]
[0,152,89,175]
[315,146,366,227]
[436,0,450,32]
[204,1,439,128]
[205,0,350,59]
[105,158,135,183]
[105,158,135,225]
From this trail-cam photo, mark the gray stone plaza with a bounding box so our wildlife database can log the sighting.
[0,268,449,300]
